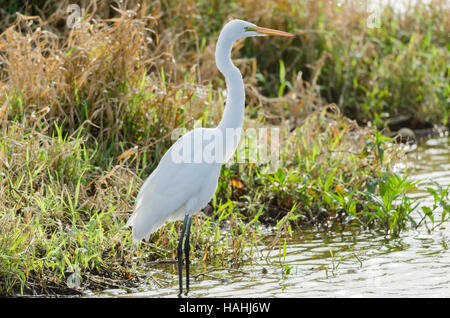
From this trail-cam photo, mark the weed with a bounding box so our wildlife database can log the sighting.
[0,0,447,295]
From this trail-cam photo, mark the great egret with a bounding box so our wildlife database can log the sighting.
[126,19,293,296]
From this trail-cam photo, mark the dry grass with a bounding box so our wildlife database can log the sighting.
[0,0,447,295]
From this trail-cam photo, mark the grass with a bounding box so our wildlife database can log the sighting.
[0,0,449,295]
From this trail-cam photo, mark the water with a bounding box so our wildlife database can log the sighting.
[97,135,449,298]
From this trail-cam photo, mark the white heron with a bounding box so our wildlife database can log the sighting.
[126,19,293,296]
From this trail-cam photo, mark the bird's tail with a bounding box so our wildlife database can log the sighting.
[126,200,186,242]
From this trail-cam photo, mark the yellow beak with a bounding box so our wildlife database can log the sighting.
[255,26,294,37]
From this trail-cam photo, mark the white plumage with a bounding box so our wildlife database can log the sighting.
[126,129,222,241]
[125,19,293,295]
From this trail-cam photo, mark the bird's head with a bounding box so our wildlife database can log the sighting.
[215,19,293,74]
[222,19,293,41]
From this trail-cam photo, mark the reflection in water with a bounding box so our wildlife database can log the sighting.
[98,136,449,298]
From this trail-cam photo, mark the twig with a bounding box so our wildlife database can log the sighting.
[148,259,177,266]
[193,267,249,280]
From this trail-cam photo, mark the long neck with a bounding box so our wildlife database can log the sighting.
[215,34,245,162]
[215,35,245,132]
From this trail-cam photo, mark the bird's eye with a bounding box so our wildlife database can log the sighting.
[245,26,256,32]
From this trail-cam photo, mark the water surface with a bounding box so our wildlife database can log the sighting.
[96,135,449,298]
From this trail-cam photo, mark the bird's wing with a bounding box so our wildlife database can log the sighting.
[126,129,218,241]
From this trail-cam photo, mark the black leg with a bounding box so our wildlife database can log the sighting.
[184,216,193,295]
[177,214,189,296]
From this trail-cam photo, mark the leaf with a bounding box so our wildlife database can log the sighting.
[335,185,345,195]
[275,167,285,184]
[422,206,434,223]
[117,146,138,163]
[231,178,243,189]
[279,59,286,83]
[377,146,384,163]
[359,145,369,158]
[324,168,336,192]
[9,233,28,251]
[278,82,286,98]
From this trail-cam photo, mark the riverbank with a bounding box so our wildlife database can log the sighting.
[0,0,448,296]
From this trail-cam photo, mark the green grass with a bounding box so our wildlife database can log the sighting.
[1,106,448,295]
[0,0,449,295]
